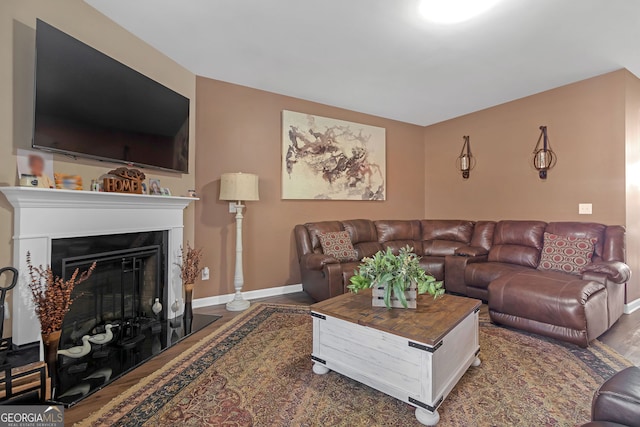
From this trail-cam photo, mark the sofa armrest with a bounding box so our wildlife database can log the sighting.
[582,261,631,284]
[301,253,340,270]
[591,366,640,427]
[455,246,489,257]
[444,254,488,294]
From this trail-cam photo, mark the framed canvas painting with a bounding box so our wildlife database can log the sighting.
[282,111,386,200]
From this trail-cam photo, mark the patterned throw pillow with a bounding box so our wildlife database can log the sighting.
[538,232,597,275]
[318,231,358,262]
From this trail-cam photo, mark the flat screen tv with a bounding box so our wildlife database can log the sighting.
[33,19,190,173]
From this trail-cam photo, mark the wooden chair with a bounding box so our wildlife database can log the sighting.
[0,267,17,363]
[0,361,51,403]
[0,267,50,403]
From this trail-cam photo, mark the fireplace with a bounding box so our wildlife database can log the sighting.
[0,187,206,405]
[52,231,168,343]
[0,187,197,346]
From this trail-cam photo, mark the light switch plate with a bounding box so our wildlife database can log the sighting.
[229,202,237,213]
[578,203,592,215]
[201,267,210,281]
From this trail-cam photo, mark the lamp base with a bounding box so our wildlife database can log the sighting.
[226,297,250,312]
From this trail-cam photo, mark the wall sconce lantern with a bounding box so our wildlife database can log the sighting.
[456,135,474,179]
[532,125,557,179]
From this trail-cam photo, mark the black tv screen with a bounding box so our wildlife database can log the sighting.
[33,19,190,173]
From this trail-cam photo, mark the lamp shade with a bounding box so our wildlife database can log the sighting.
[219,172,259,201]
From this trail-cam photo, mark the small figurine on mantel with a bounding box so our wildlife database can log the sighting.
[102,167,146,194]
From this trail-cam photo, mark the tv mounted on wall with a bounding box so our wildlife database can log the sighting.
[33,19,190,174]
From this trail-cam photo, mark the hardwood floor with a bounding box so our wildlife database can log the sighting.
[64,291,640,425]
[598,307,640,365]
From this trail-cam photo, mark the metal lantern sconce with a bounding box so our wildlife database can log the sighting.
[532,125,557,179]
[457,135,474,179]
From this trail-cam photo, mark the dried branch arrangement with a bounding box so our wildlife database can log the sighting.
[26,252,96,335]
[179,242,204,285]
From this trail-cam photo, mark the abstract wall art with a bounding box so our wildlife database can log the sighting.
[282,110,386,200]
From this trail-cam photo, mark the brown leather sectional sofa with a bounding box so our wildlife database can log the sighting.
[294,219,631,347]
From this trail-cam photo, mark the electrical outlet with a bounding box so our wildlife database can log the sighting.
[578,203,592,215]
[202,267,210,281]
[228,202,237,213]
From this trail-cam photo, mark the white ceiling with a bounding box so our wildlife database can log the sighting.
[84,0,640,126]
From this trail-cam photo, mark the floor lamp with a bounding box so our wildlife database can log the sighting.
[219,172,259,311]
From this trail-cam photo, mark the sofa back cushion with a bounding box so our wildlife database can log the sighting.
[374,220,422,254]
[488,220,547,268]
[545,222,606,262]
[420,220,474,256]
[470,221,496,251]
[304,221,344,254]
[342,219,382,259]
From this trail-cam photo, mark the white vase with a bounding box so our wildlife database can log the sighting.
[171,299,180,314]
[152,298,162,315]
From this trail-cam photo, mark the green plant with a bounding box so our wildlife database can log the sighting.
[348,246,444,309]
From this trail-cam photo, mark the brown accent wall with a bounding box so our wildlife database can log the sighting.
[0,0,196,336]
[195,78,425,298]
[625,71,640,302]
[424,70,639,301]
[424,70,626,223]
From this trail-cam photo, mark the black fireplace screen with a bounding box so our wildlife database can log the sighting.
[50,232,170,405]
[60,245,162,340]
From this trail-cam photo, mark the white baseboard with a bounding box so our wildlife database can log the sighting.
[624,298,640,314]
[192,283,304,309]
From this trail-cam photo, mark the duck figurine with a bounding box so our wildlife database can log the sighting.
[88,324,115,345]
[57,335,91,358]
[57,382,91,398]
[69,319,96,343]
[83,367,112,384]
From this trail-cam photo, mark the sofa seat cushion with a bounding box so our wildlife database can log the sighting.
[488,270,606,331]
[381,240,423,255]
[465,262,531,289]
[419,256,445,281]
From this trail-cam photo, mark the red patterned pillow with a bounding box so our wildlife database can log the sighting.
[538,232,597,275]
[318,231,358,262]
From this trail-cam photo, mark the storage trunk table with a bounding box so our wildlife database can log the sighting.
[311,290,481,426]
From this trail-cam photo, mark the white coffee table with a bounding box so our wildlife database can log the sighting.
[311,290,481,426]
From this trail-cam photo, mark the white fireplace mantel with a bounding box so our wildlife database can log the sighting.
[0,186,197,346]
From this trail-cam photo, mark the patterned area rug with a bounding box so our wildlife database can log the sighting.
[76,303,632,427]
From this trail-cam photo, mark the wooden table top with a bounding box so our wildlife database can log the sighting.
[311,290,481,346]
